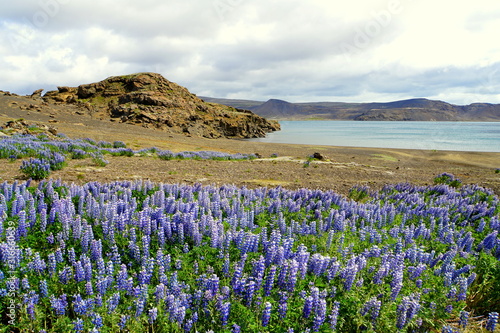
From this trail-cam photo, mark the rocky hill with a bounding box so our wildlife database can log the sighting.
[202,97,500,121]
[41,73,280,138]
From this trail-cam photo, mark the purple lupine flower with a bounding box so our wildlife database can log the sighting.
[134,297,145,317]
[96,258,105,277]
[232,324,241,333]
[184,319,195,333]
[326,229,334,250]
[107,292,120,314]
[459,311,469,329]
[73,294,91,316]
[341,261,358,291]
[212,273,222,292]
[446,287,457,300]
[148,307,158,324]
[90,239,102,261]
[31,253,46,274]
[406,297,421,322]
[45,231,55,245]
[67,247,76,265]
[409,263,427,280]
[310,287,320,310]
[118,315,129,330]
[84,281,93,296]
[154,283,166,303]
[50,294,67,315]
[456,276,468,301]
[277,291,289,319]
[58,266,72,285]
[74,261,85,282]
[327,261,341,281]
[277,260,289,290]
[467,272,477,286]
[231,264,244,294]
[17,211,27,238]
[478,231,498,252]
[175,305,186,324]
[91,312,103,328]
[220,301,230,326]
[390,268,404,300]
[39,280,48,298]
[361,297,382,323]
[312,299,327,332]
[329,301,340,330]
[27,301,36,320]
[252,255,266,287]
[262,302,272,327]
[21,277,30,291]
[441,325,453,333]
[73,318,84,332]
[263,265,277,297]
[396,302,408,330]
[303,296,313,319]
[222,255,230,277]
[47,253,56,275]
[486,312,499,332]
[244,280,256,305]
[117,265,129,291]
[286,259,300,292]
[175,259,182,270]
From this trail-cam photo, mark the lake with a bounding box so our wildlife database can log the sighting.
[249,121,500,152]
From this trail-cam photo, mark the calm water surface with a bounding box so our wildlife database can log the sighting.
[249,121,500,152]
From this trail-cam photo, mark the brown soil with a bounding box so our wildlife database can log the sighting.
[1,93,499,196]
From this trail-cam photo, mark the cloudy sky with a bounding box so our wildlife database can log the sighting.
[1,0,500,104]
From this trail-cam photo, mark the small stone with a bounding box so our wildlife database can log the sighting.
[312,152,327,160]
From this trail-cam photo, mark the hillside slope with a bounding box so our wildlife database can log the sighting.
[41,73,280,138]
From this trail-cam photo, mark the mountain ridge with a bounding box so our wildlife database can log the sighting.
[201,97,500,121]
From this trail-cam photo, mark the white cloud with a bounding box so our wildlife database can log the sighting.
[0,0,499,104]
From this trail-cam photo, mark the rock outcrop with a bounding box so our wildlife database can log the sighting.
[1,119,58,138]
[30,89,44,99]
[43,73,280,138]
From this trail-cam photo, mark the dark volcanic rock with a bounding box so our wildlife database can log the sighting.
[43,73,280,138]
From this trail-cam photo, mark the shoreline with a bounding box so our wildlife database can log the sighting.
[0,104,499,195]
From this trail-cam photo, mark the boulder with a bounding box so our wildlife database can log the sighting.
[312,152,328,161]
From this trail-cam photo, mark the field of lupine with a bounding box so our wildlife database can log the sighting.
[0,133,499,332]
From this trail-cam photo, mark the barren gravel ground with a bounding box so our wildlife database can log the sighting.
[1,94,499,196]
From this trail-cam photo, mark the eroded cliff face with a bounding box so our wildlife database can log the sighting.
[43,73,280,138]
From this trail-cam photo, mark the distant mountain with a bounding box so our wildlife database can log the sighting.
[201,97,500,121]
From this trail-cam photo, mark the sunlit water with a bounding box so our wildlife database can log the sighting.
[249,121,500,152]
